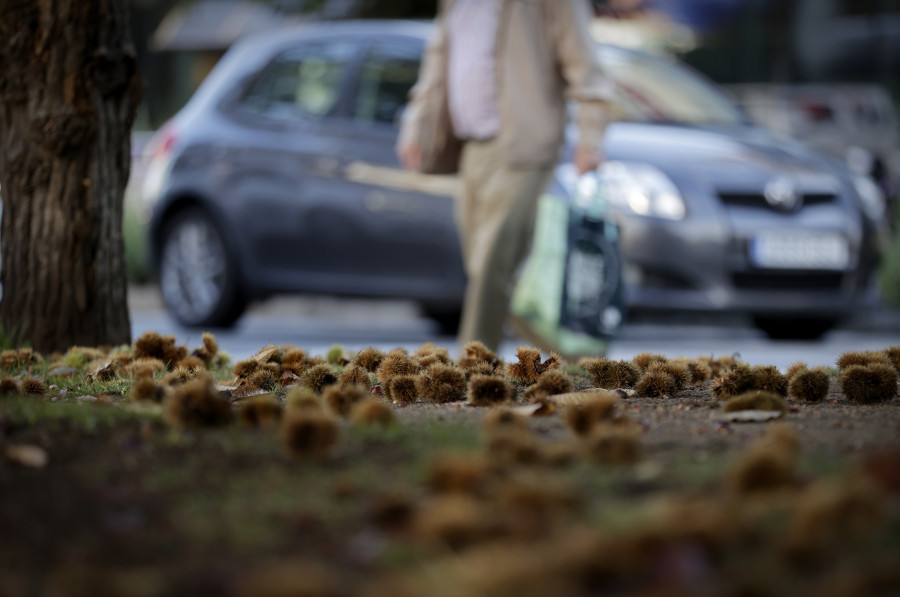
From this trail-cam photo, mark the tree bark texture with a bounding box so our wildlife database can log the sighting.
[0,0,141,353]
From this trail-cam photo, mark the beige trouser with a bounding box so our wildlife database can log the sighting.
[456,138,554,351]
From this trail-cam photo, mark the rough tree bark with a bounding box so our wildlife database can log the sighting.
[0,0,141,353]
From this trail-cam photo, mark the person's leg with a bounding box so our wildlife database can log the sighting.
[457,154,553,351]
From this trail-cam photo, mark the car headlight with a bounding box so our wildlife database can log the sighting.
[852,173,885,223]
[599,161,686,221]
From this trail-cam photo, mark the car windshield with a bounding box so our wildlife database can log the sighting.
[598,46,746,127]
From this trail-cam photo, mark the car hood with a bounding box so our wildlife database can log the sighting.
[603,122,849,190]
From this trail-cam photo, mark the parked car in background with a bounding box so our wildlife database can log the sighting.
[141,20,885,339]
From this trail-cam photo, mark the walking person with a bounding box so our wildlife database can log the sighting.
[398,0,612,352]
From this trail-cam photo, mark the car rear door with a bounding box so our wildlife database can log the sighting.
[325,36,466,300]
[224,38,366,289]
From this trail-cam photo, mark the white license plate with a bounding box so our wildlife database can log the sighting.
[749,231,850,270]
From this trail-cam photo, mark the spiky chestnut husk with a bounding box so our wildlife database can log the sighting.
[350,397,395,427]
[482,408,530,435]
[164,366,200,387]
[723,390,787,412]
[839,363,898,404]
[413,342,451,362]
[485,429,545,467]
[126,358,166,379]
[323,384,367,417]
[751,365,788,396]
[239,396,283,427]
[836,350,892,370]
[783,476,886,564]
[583,358,641,389]
[524,369,572,400]
[340,365,370,388]
[711,363,755,400]
[178,355,206,372]
[657,361,691,390]
[134,331,165,360]
[415,364,467,404]
[563,393,619,436]
[507,346,560,384]
[789,367,830,402]
[785,362,809,381]
[281,348,309,375]
[585,422,641,465]
[286,387,322,411]
[233,359,260,378]
[131,378,166,403]
[634,366,677,398]
[706,354,739,378]
[462,340,497,363]
[300,363,337,394]
[493,477,583,525]
[376,352,418,388]
[413,494,494,550]
[248,368,279,391]
[728,445,795,495]
[426,454,491,495]
[202,332,218,357]
[164,377,233,428]
[467,374,513,406]
[727,424,798,494]
[280,409,339,458]
[458,358,503,379]
[20,377,46,397]
[0,377,20,396]
[886,345,900,373]
[389,375,419,403]
[632,352,667,371]
[352,347,385,372]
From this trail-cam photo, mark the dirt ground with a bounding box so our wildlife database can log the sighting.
[1,343,899,597]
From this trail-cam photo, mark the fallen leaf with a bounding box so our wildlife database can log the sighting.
[721,410,784,423]
[5,444,48,468]
[91,361,116,381]
[509,403,543,417]
[252,345,279,364]
[549,390,618,406]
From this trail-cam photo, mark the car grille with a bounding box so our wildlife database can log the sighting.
[718,192,835,210]
[732,271,844,291]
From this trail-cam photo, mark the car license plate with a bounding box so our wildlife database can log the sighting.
[749,231,849,270]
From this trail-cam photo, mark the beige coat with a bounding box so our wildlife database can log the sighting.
[399,0,613,173]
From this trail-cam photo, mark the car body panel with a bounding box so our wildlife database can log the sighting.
[144,20,881,326]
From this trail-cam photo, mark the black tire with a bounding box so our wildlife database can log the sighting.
[752,315,840,341]
[158,207,246,328]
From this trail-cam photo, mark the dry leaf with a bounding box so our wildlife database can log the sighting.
[509,403,543,417]
[549,390,618,406]
[91,361,116,381]
[252,345,279,364]
[722,410,784,423]
[5,444,48,468]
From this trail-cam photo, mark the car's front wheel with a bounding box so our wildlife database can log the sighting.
[751,315,840,341]
[159,207,246,328]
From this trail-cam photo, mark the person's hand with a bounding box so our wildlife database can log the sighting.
[574,145,603,176]
[397,140,422,171]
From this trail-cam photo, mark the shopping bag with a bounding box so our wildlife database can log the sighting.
[510,174,625,359]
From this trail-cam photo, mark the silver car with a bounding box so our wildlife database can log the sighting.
[141,20,885,339]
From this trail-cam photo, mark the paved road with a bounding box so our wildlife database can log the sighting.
[129,286,900,371]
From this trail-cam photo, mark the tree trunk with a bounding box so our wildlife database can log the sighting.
[0,0,141,353]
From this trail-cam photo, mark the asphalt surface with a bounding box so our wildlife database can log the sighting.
[128,285,900,370]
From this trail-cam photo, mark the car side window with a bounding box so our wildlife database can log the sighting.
[354,46,420,126]
[240,42,355,119]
